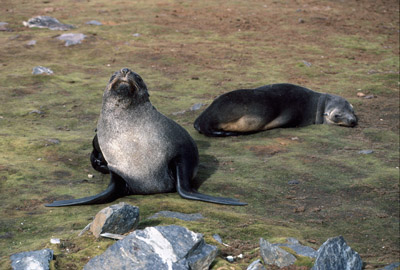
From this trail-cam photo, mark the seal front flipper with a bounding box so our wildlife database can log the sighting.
[90,134,110,174]
[175,164,247,206]
[45,173,128,207]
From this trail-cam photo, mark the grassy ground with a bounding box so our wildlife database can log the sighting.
[0,0,398,269]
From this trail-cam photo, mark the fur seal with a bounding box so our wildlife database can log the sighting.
[46,68,246,207]
[194,83,357,137]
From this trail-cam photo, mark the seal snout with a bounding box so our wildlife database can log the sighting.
[120,68,132,76]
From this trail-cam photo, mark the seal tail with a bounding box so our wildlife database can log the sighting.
[175,164,247,206]
[45,173,127,207]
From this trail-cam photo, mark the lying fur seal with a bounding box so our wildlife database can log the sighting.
[194,83,357,137]
[46,68,246,207]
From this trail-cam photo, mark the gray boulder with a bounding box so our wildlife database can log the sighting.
[10,249,53,270]
[148,210,204,221]
[90,202,139,238]
[312,236,362,270]
[84,225,217,270]
[260,238,296,268]
[23,16,74,30]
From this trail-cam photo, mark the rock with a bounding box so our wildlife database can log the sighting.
[29,110,45,115]
[378,262,400,270]
[190,103,205,111]
[288,179,300,185]
[274,237,317,258]
[302,60,312,67]
[23,16,75,30]
[260,238,297,268]
[312,236,362,270]
[57,33,86,46]
[213,234,223,244]
[90,202,139,238]
[364,94,375,99]
[50,238,60,244]
[32,66,53,75]
[0,22,12,31]
[84,225,217,270]
[356,92,366,97]
[26,40,37,46]
[100,233,125,240]
[45,138,60,145]
[247,259,267,270]
[132,33,140,37]
[358,149,374,155]
[86,20,102,25]
[10,249,53,270]
[148,211,204,221]
[226,255,234,263]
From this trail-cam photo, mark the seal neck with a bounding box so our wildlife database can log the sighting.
[315,94,327,124]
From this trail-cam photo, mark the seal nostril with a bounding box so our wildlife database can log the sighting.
[121,68,130,75]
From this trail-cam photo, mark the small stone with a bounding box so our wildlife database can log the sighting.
[247,259,267,270]
[291,136,299,140]
[364,94,375,99]
[32,66,53,75]
[356,92,366,97]
[46,138,60,145]
[88,174,94,179]
[29,109,45,114]
[57,33,86,46]
[302,60,312,67]
[0,22,12,31]
[26,40,37,46]
[213,234,223,244]
[260,238,297,267]
[90,202,139,238]
[86,20,102,25]
[298,18,305,23]
[288,179,300,185]
[226,255,234,263]
[190,103,205,111]
[358,149,373,155]
[99,233,125,240]
[132,33,140,37]
[50,238,60,244]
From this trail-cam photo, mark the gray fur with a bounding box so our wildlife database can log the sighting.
[97,71,198,194]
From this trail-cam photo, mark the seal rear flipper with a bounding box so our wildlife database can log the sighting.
[45,173,127,207]
[175,164,247,206]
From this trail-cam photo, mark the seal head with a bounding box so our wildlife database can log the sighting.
[323,94,357,127]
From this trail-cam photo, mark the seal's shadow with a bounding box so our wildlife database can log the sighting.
[192,140,219,190]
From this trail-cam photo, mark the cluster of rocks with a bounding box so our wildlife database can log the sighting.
[9,203,399,270]
[13,15,101,75]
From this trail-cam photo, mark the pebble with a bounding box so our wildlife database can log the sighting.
[50,238,60,244]
[32,66,53,75]
[86,20,102,25]
[358,150,373,155]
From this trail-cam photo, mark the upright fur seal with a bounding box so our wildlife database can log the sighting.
[194,83,357,137]
[46,68,246,207]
